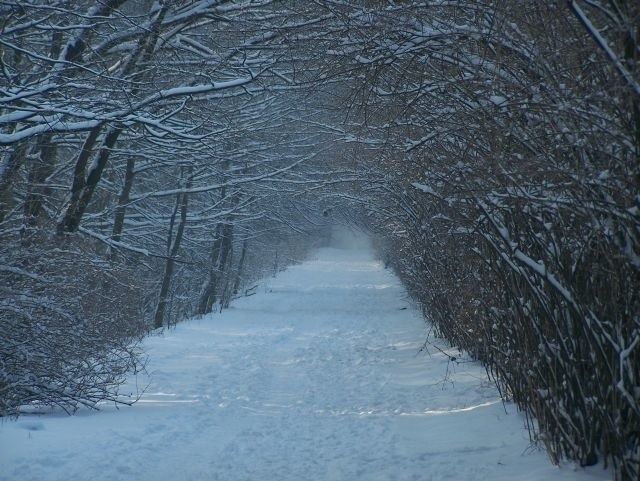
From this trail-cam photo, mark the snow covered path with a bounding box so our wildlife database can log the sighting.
[1,239,610,481]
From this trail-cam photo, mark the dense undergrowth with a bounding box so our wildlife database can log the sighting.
[357,2,640,479]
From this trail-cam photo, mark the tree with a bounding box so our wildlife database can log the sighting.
[0,0,335,413]
[321,2,639,479]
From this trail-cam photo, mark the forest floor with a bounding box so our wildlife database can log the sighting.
[0,233,611,481]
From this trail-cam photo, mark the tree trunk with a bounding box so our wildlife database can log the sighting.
[197,222,234,315]
[231,239,248,297]
[154,174,191,329]
[0,141,29,222]
[111,156,136,242]
[197,224,224,315]
[55,126,101,234]
[57,126,122,234]
[56,2,170,236]
[20,26,63,229]
[219,237,235,310]
[23,133,56,228]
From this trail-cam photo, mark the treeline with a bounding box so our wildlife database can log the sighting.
[327,2,638,480]
[0,1,336,416]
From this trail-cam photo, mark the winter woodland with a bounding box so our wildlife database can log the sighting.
[0,1,638,480]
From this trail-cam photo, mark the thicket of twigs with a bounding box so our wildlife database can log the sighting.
[351,2,639,479]
[0,233,146,416]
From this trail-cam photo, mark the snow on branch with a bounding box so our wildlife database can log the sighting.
[568,0,640,97]
[0,74,258,145]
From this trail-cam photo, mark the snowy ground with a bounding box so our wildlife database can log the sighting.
[1,233,611,481]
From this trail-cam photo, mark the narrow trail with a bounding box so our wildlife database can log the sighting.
[1,237,609,481]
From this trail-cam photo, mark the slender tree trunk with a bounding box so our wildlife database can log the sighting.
[111,156,136,242]
[628,25,640,168]
[154,253,176,329]
[231,239,248,297]
[197,222,235,314]
[20,28,62,229]
[55,126,102,234]
[23,133,56,227]
[57,126,122,234]
[218,224,234,275]
[272,249,279,277]
[0,142,29,222]
[219,234,235,310]
[197,224,224,315]
[154,180,190,329]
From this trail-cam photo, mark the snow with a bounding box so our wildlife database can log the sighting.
[412,181,437,195]
[489,95,507,106]
[0,231,611,481]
